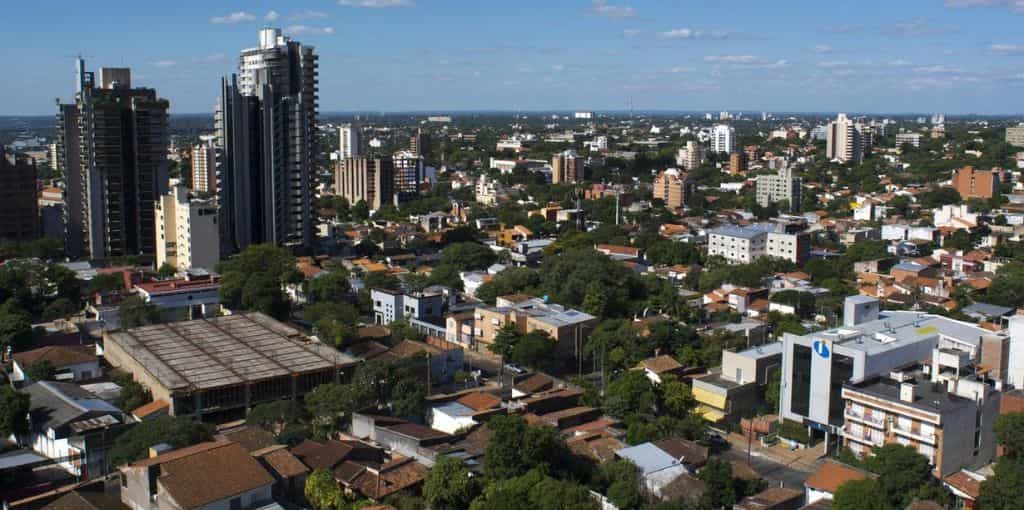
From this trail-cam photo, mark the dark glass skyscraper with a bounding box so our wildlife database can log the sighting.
[216,28,318,253]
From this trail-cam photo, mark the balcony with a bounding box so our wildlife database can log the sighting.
[892,424,936,445]
[845,409,886,428]
[843,426,884,447]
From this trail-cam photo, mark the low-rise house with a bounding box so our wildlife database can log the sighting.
[429,392,502,434]
[20,381,126,479]
[733,487,804,510]
[470,295,598,356]
[693,343,782,423]
[804,459,871,505]
[12,346,100,383]
[134,275,221,321]
[635,355,686,385]
[615,439,707,499]
[120,441,275,510]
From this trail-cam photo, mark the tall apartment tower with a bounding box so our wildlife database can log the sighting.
[826,113,863,164]
[191,144,217,194]
[409,128,428,157]
[216,28,318,254]
[711,124,734,154]
[675,141,704,171]
[552,150,581,184]
[0,147,39,242]
[339,124,361,159]
[55,60,170,259]
[334,157,395,210]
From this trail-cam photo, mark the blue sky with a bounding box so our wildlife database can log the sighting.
[4,0,1024,115]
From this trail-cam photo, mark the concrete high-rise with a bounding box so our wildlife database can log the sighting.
[551,150,581,184]
[339,124,361,159]
[155,185,220,272]
[334,157,395,210]
[711,124,734,154]
[756,167,802,211]
[0,147,39,242]
[652,169,694,210]
[675,141,704,171]
[191,144,217,194]
[55,60,169,259]
[826,113,863,164]
[217,28,318,253]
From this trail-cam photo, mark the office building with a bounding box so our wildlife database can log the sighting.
[675,141,704,171]
[729,152,748,175]
[895,132,922,148]
[393,150,423,201]
[55,60,169,259]
[190,144,216,194]
[339,123,361,159]
[707,223,808,264]
[780,296,1003,448]
[826,113,863,164]
[103,313,357,419]
[334,157,395,210]
[693,343,782,423]
[1005,126,1024,147]
[155,185,220,272]
[756,167,802,211]
[552,150,581,184]
[0,147,39,242]
[952,165,1001,200]
[652,169,695,209]
[216,28,318,253]
[711,124,734,154]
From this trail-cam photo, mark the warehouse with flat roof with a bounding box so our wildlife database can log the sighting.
[103,312,359,420]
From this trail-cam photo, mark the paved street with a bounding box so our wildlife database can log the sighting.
[720,432,825,489]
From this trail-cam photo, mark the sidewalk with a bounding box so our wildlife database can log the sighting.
[725,431,824,473]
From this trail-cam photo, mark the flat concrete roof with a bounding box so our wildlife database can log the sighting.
[792,311,999,357]
[106,313,357,392]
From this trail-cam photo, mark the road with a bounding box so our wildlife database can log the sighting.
[719,433,824,489]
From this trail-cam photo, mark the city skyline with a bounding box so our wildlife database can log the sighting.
[5,0,1024,116]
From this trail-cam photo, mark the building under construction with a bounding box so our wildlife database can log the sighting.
[103,313,358,421]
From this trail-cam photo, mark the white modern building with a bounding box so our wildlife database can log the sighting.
[675,141,704,171]
[154,185,220,272]
[826,113,864,164]
[756,167,802,211]
[339,123,361,159]
[711,124,734,154]
[190,143,216,194]
[707,223,809,264]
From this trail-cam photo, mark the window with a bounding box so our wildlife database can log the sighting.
[791,344,813,417]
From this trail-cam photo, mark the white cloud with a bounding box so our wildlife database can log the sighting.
[192,53,228,65]
[819,24,863,34]
[885,18,954,36]
[887,59,913,67]
[991,44,1024,55]
[658,28,729,39]
[913,64,963,73]
[153,60,177,68]
[265,10,280,22]
[817,61,848,68]
[551,64,566,72]
[623,29,641,38]
[289,10,328,20]
[590,0,636,18]
[945,0,1024,13]
[338,0,414,7]
[813,44,832,54]
[210,11,256,24]
[704,55,756,64]
[285,25,336,36]
[668,66,696,73]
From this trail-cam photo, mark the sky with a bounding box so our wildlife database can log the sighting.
[4,0,1024,116]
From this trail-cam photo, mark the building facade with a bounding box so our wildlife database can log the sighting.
[55,60,169,259]
[951,166,1000,200]
[652,169,694,209]
[216,28,318,253]
[1006,126,1024,147]
[756,167,802,211]
[826,113,864,164]
[339,123,361,159]
[0,147,39,242]
[154,185,220,272]
[191,143,217,194]
[730,151,748,175]
[711,124,734,154]
[551,150,581,184]
[675,141,704,171]
[334,157,395,210]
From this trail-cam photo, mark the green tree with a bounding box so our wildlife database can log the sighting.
[832,479,890,510]
[41,298,79,321]
[114,374,152,412]
[865,444,936,509]
[157,263,177,278]
[241,273,290,320]
[0,299,33,350]
[483,415,571,480]
[979,458,1024,510]
[423,456,481,510]
[305,468,348,510]
[995,413,1024,459]
[308,270,352,303]
[119,296,159,328]
[218,244,298,316]
[304,382,374,437]
[603,370,658,420]
[439,242,498,271]
[469,469,597,510]
[0,387,30,437]
[698,458,738,509]
[248,400,301,437]
[595,459,643,510]
[490,323,521,359]
[510,330,556,371]
[88,272,126,294]
[109,416,213,466]
[25,361,55,382]
[987,262,1024,308]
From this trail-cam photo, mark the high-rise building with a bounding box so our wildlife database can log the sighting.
[652,169,694,210]
[952,166,1001,200]
[710,124,734,154]
[409,128,428,158]
[334,157,402,210]
[675,141,704,171]
[191,144,217,194]
[1006,126,1024,147]
[339,124,361,159]
[756,167,802,211]
[894,132,922,148]
[729,152,748,175]
[0,147,39,242]
[217,28,318,253]
[393,150,422,201]
[551,150,581,184]
[55,60,169,259]
[155,185,220,272]
[826,113,863,164]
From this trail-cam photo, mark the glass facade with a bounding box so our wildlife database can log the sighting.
[791,344,812,417]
